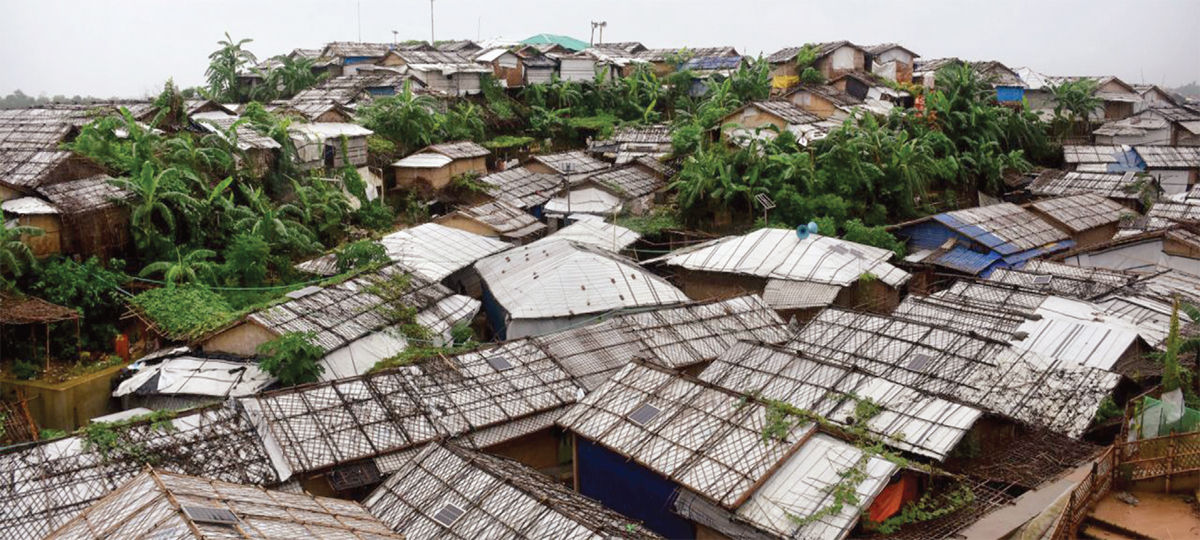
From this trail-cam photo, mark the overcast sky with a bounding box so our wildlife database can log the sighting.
[1,0,1197,98]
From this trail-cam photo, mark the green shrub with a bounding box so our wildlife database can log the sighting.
[336,240,388,273]
[257,331,325,386]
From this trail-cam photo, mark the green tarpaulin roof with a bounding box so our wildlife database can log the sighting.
[521,34,589,52]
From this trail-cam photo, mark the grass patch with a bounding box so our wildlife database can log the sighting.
[129,285,237,340]
[483,135,535,150]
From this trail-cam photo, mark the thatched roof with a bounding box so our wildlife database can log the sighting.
[37,174,131,214]
[0,293,79,324]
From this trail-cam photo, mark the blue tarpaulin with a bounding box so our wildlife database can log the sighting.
[576,438,694,539]
[931,246,1002,275]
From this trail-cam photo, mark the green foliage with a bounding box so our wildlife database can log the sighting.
[800,67,825,85]
[483,135,535,150]
[14,359,41,381]
[370,340,480,373]
[129,285,235,340]
[793,44,820,70]
[205,33,256,102]
[440,103,486,142]
[81,409,178,463]
[841,219,907,258]
[615,207,682,236]
[566,113,619,138]
[335,240,388,273]
[357,81,439,153]
[354,201,396,231]
[29,257,129,351]
[257,331,325,386]
[251,55,328,102]
[1158,302,1190,394]
[871,483,976,534]
[0,211,44,288]
[450,322,474,345]
[1051,78,1101,136]
[222,233,271,287]
[450,170,489,194]
[139,248,218,287]
[1094,396,1122,423]
[39,428,68,440]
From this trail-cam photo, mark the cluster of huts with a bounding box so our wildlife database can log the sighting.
[3,32,1200,540]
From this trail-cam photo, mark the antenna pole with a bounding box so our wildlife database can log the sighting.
[357,1,361,41]
[430,0,436,45]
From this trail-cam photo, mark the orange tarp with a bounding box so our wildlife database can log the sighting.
[868,475,920,523]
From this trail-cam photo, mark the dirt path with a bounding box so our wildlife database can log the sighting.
[1091,491,1200,539]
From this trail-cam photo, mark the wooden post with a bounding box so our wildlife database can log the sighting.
[572,433,580,493]
[45,323,50,372]
[1166,433,1176,493]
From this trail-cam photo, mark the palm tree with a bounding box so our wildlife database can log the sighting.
[0,212,43,288]
[109,167,200,250]
[440,103,486,141]
[233,185,319,253]
[1051,78,1101,138]
[206,33,256,102]
[357,81,438,153]
[287,178,351,245]
[139,248,218,287]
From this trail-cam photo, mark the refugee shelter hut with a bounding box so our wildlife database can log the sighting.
[363,441,661,539]
[1116,201,1200,238]
[379,222,512,295]
[766,41,867,88]
[2,194,63,257]
[0,403,285,540]
[475,239,689,339]
[541,218,640,254]
[647,227,910,315]
[525,150,610,181]
[198,262,479,380]
[1063,144,1144,173]
[193,116,281,177]
[1029,193,1128,248]
[896,202,1074,277]
[435,198,547,244]
[44,468,403,540]
[558,361,898,540]
[392,140,490,193]
[477,166,562,212]
[783,84,865,121]
[473,47,524,88]
[1093,106,1200,146]
[1133,145,1200,195]
[787,308,1122,438]
[702,340,982,461]
[34,174,133,259]
[113,347,275,410]
[607,124,672,164]
[866,43,919,83]
[516,51,558,85]
[720,100,831,146]
[986,259,1134,300]
[1064,224,1200,275]
[533,295,789,389]
[378,50,490,95]
[289,122,373,171]
[543,181,625,218]
[239,337,585,488]
[1028,170,1144,208]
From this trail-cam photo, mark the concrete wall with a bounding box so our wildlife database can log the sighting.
[1,361,128,431]
[200,322,277,357]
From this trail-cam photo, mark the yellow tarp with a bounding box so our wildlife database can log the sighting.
[771,75,799,89]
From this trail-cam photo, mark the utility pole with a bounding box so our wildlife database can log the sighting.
[357,1,362,41]
[392,30,398,46]
[430,0,436,46]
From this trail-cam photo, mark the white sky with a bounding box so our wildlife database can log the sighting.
[1,0,1198,98]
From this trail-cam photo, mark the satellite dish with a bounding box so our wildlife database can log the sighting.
[807,221,819,235]
[796,224,810,240]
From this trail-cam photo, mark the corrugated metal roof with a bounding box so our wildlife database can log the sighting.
[37,174,132,214]
[476,239,688,319]
[929,245,1003,275]
[543,219,640,252]
[530,151,609,175]
[445,199,544,238]
[381,223,512,282]
[648,228,910,288]
[544,187,623,215]
[428,140,489,159]
[589,166,665,199]
[1134,145,1200,168]
[363,442,661,539]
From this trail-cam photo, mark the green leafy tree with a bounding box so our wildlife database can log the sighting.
[150,79,188,132]
[205,33,256,102]
[139,248,218,287]
[31,257,129,351]
[257,331,325,386]
[439,102,486,142]
[335,240,388,273]
[357,80,439,153]
[221,232,270,286]
[1050,78,1101,137]
[109,167,199,256]
[232,185,319,254]
[0,212,43,288]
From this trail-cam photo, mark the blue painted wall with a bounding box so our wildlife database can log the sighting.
[480,286,508,340]
[996,86,1025,103]
[577,438,695,539]
[897,220,957,252]
[344,56,377,65]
